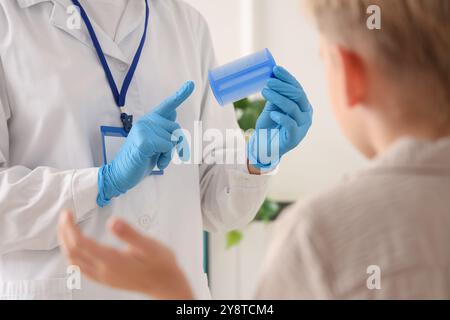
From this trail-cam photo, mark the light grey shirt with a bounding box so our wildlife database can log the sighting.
[256,137,450,299]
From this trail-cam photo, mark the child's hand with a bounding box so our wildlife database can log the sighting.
[58,210,194,300]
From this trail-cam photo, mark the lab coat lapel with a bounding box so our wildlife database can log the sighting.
[115,0,147,45]
[17,0,49,7]
[49,0,129,64]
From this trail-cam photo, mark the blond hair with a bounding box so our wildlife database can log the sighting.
[305,0,450,118]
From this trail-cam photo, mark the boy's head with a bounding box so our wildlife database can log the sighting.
[305,0,450,158]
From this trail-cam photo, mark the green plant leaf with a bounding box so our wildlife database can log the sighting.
[226,230,243,249]
[233,98,250,110]
[238,109,259,131]
[255,199,281,223]
[234,98,266,131]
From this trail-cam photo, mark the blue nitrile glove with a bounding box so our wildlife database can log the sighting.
[97,81,195,207]
[248,66,313,169]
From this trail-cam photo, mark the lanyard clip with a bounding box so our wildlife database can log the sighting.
[120,112,133,134]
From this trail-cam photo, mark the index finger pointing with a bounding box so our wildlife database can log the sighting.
[154,81,195,116]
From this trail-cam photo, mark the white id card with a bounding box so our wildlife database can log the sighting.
[100,126,164,175]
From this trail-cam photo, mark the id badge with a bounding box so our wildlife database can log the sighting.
[101,126,164,175]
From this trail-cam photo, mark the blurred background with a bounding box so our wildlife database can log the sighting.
[184,0,367,299]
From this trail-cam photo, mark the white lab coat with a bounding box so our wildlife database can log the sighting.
[0,0,269,299]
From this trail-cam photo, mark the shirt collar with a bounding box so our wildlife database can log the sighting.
[17,0,147,65]
[115,0,147,44]
[17,0,51,8]
[369,136,450,171]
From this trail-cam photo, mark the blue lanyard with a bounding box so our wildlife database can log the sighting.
[71,0,150,133]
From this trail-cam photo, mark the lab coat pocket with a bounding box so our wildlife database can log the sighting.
[0,278,72,300]
[110,176,160,235]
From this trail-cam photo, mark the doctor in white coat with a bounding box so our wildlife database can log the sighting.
[0,0,312,299]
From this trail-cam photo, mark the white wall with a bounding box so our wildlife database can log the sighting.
[184,0,243,62]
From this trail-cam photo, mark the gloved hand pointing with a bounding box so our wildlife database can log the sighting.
[97,81,195,207]
[248,66,313,170]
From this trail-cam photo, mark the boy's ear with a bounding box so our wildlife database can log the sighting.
[337,46,367,108]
